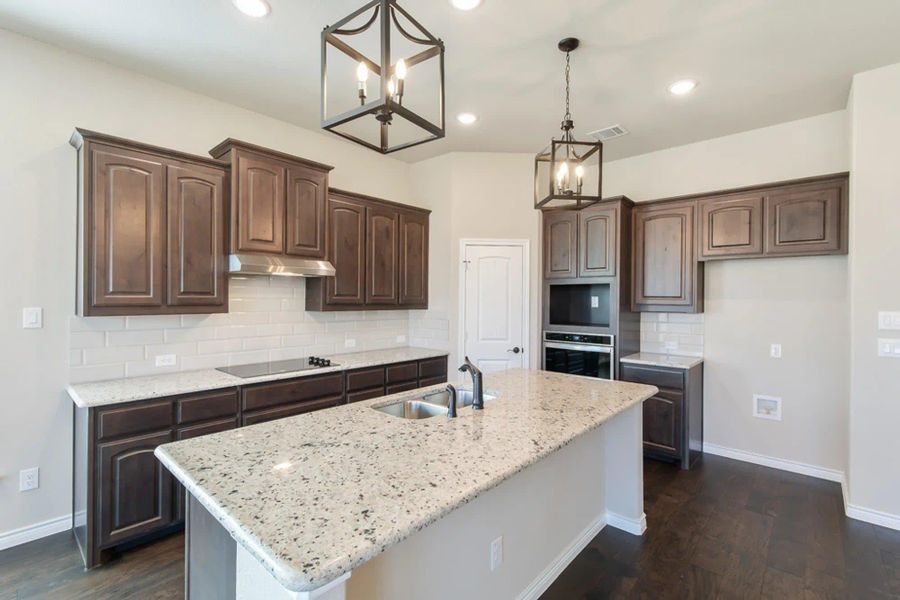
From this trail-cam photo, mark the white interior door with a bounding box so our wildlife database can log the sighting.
[462,243,527,373]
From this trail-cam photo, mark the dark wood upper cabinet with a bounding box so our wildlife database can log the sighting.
[234,151,285,254]
[578,205,617,277]
[632,202,703,313]
[209,138,333,259]
[765,177,846,256]
[166,163,227,307]
[366,205,400,305]
[698,194,764,260]
[399,210,429,308]
[543,210,578,279]
[88,144,166,310]
[286,165,327,259]
[71,129,228,316]
[307,189,430,311]
[325,193,367,306]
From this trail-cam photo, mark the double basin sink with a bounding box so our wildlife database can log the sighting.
[373,388,497,420]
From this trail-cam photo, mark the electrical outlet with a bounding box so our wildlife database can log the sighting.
[345,338,357,349]
[590,295,600,308]
[396,335,407,343]
[19,467,39,492]
[155,354,176,367]
[664,340,678,352]
[22,307,43,329]
[878,311,900,330]
[490,536,503,571]
[878,338,900,358]
[770,344,782,359]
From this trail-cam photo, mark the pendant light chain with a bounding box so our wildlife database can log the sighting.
[563,50,572,125]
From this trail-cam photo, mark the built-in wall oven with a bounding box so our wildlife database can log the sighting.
[542,331,615,380]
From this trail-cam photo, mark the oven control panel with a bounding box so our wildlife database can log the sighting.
[544,331,614,346]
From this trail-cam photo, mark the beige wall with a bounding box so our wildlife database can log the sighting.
[0,29,413,537]
[847,63,900,523]
[409,153,541,375]
[604,110,851,474]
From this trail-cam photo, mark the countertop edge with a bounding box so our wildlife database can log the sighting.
[156,381,658,592]
[619,353,704,370]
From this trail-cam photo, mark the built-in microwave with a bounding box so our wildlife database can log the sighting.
[542,331,615,380]
[547,282,611,328]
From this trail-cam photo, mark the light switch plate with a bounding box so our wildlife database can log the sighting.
[878,338,900,358]
[878,311,900,330]
[770,344,782,359]
[22,307,43,329]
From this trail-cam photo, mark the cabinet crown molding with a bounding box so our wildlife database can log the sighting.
[208,138,334,172]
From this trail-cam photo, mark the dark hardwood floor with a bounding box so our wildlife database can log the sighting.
[1,455,898,599]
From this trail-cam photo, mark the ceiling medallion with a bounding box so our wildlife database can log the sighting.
[534,37,603,209]
[321,1,445,154]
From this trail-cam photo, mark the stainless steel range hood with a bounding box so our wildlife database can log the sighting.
[228,254,335,277]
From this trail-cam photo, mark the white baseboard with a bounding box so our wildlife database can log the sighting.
[517,513,607,600]
[606,510,647,536]
[845,502,900,532]
[702,442,844,482]
[0,514,71,551]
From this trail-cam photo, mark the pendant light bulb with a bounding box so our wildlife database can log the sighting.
[395,59,407,80]
[388,79,396,96]
[575,164,584,179]
[357,62,369,83]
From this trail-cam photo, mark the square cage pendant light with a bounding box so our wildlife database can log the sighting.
[534,38,604,209]
[321,0,445,154]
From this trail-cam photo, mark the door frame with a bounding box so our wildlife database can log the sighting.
[458,239,532,372]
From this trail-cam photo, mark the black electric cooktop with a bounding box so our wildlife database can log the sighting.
[216,357,337,379]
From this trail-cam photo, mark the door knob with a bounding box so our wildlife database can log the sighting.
[507,346,522,354]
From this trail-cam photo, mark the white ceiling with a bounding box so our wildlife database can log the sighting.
[3,0,900,162]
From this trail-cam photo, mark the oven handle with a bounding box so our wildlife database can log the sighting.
[543,341,614,353]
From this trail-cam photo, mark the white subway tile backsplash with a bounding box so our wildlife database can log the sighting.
[67,275,416,384]
[639,312,705,359]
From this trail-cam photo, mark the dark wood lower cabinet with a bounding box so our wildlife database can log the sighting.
[73,354,448,568]
[620,361,703,470]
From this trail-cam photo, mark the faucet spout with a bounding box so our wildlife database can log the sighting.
[445,384,458,418]
[458,356,484,410]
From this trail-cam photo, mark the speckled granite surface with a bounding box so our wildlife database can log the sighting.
[67,347,449,408]
[620,352,704,370]
[155,368,657,592]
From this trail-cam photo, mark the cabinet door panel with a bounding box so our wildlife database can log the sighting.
[90,145,166,309]
[766,181,844,255]
[643,393,683,457]
[167,163,227,306]
[543,211,578,279]
[97,430,174,547]
[698,195,763,259]
[579,206,617,277]
[633,203,698,310]
[366,206,400,305]
[326,196,366,305]
[286,165,327,258]
[235,152,285,253]
[399,211,429,307]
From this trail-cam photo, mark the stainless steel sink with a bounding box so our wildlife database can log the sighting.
[373,400,447,419]
[373,388,499,419]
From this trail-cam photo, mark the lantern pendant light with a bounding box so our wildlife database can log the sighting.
[321,0,445,154]
[534,38,603,209]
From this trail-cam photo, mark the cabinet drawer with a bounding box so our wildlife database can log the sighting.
[241,373,344,412]
[176,417,237,440]
[386,381,418,395]
[418,357,447,380]
[176,389,238,425]
[242,396,342,426]
[347,388,385,404]
[346,367,385,392]
[620,364,684,391]
[419,375,447,388]
[97,400,173,441]
[386,361,418,384]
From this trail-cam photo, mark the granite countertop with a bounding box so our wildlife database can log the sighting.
[620,352,704,370]
[67,347,449,408]
[154,368,657,592]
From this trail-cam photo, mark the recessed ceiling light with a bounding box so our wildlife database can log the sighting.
[233,0,271,18]
[668,79,698,96]
[457,112,478,125]
[449,0,482,10]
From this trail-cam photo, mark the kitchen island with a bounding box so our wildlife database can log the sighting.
[155,368,657,600]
